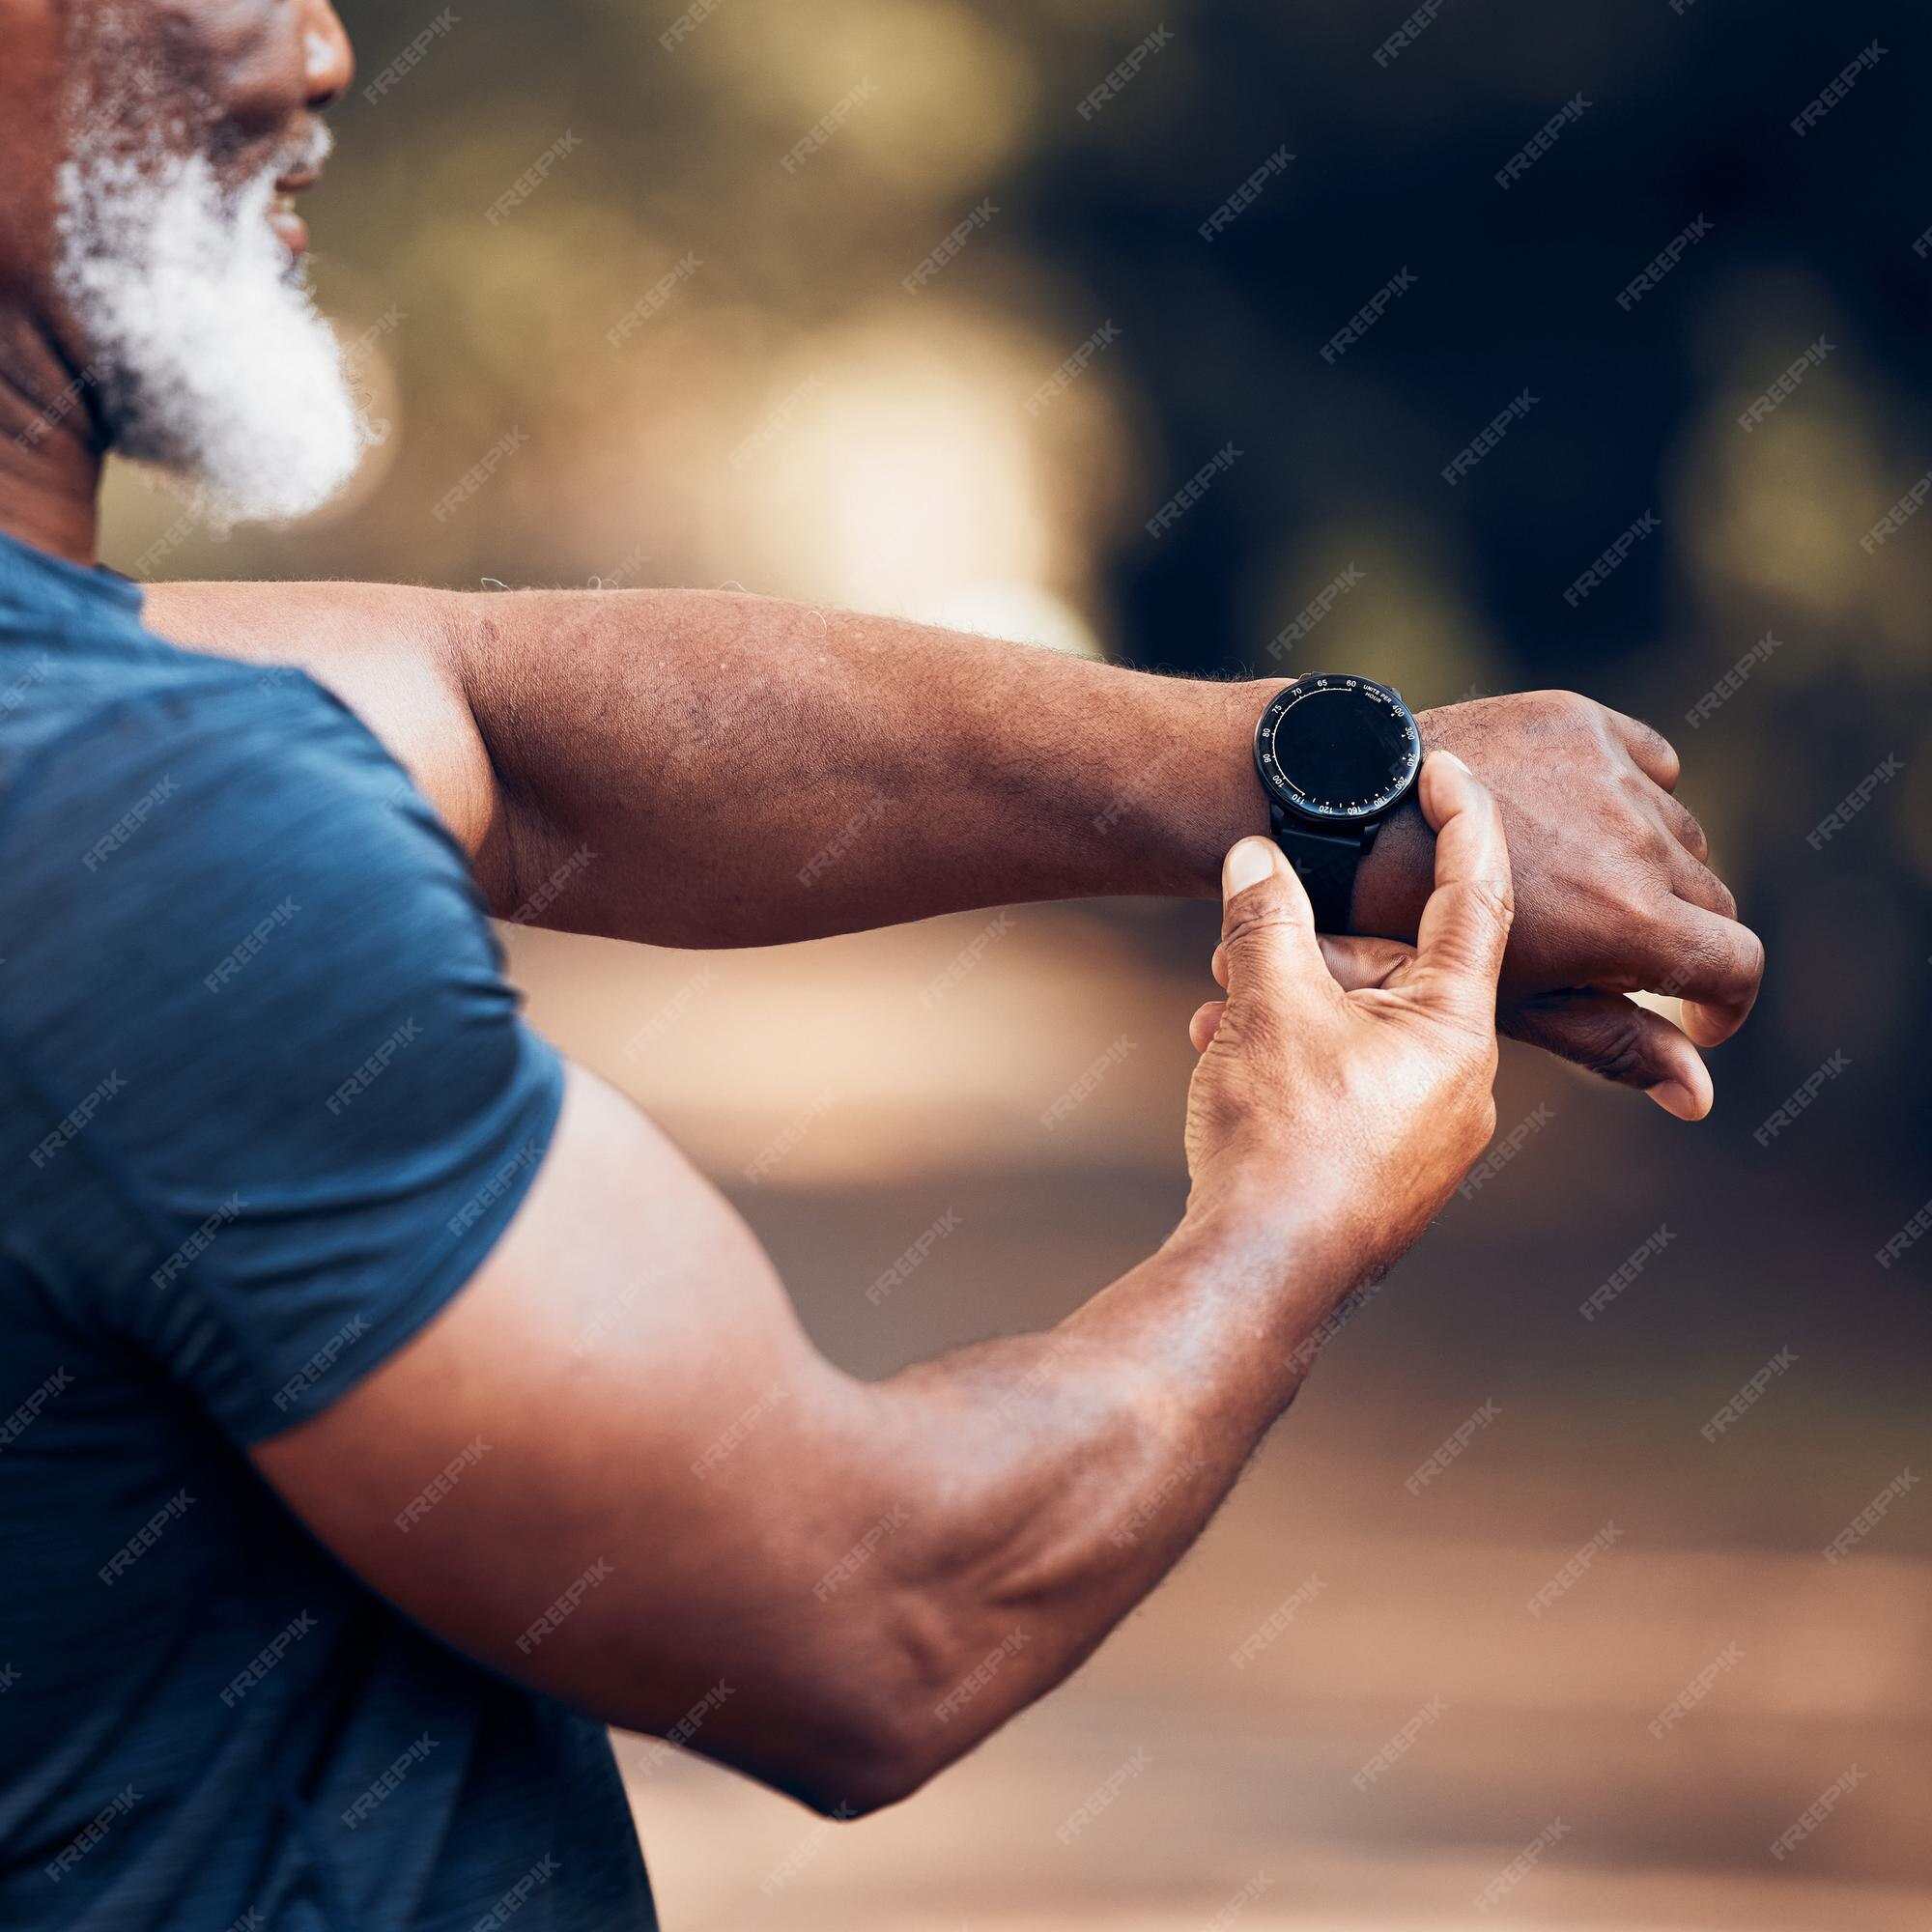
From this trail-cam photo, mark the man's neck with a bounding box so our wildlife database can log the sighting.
[0,312,103,568]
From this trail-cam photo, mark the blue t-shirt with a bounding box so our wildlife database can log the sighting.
[0,531,657,1931]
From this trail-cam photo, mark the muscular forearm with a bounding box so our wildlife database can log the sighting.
[451,586,1279,947]
[810,1193,1350,1804]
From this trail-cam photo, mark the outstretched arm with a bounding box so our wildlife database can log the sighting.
[146,580,1760,1110]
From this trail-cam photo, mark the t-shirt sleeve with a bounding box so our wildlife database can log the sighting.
[0,673,565,1444]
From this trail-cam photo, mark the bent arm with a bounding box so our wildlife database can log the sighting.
[253,1065,1346,1818]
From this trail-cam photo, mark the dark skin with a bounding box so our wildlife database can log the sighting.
[3,0,1760,1819]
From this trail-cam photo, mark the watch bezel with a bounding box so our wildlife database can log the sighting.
[1253,675,1423,827]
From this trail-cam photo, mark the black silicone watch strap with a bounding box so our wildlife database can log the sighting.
[1269,809,1363,933]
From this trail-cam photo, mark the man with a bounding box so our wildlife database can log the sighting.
[0,3,1761,1928]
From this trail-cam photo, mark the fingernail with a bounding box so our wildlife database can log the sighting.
[1225,838,1275,894]
[1647,1079,1704,1122]
[1435,750,1470,775]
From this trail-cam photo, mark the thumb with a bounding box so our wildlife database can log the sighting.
[1218,837,1332,1008]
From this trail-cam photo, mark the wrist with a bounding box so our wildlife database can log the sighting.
[1177,1157,1366,1327]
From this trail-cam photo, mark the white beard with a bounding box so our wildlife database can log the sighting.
[53,128,365,528]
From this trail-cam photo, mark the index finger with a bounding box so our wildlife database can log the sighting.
[1409,750,1516,1019]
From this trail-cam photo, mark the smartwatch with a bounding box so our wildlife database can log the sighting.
[1252,674,1423,933]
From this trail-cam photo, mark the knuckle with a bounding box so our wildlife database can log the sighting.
[1221,902,1301,952]
[1591,1020,1656,1088]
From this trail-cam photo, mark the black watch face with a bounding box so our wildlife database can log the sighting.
[1255,676,1421,823]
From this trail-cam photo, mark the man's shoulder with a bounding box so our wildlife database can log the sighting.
[0,640,484,1043]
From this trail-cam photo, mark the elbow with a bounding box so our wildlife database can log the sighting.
[791,1709,947,1822]
[784,1594,982,1820]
